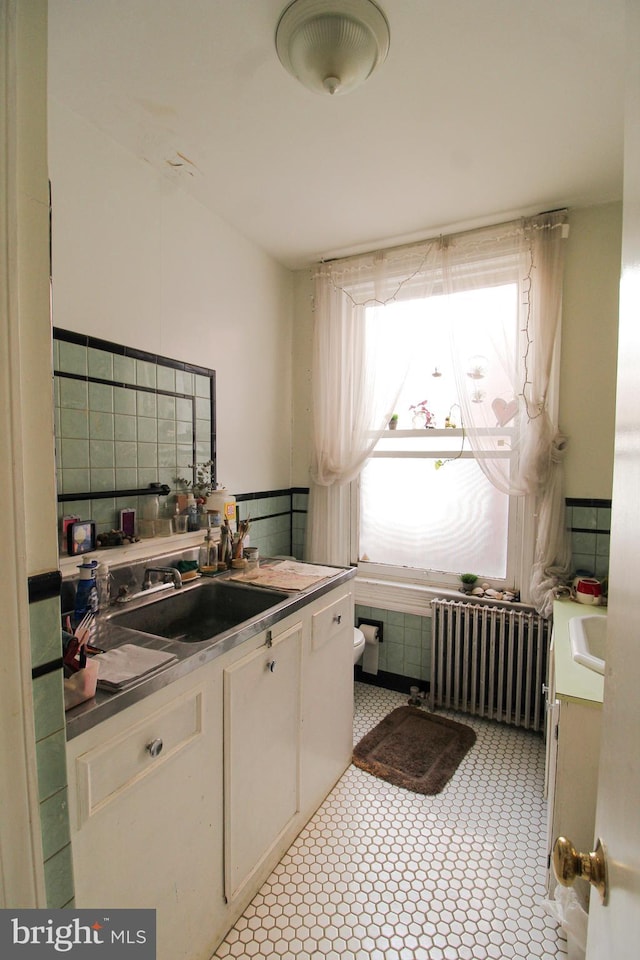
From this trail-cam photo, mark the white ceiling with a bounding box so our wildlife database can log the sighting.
[48,0,626,269]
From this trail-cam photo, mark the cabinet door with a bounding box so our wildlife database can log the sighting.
[67,663,223,960]
[223,620,302,902]
[548,699,602,904]
[302,590,354,810]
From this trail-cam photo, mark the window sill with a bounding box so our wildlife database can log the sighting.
[354,574,533,617]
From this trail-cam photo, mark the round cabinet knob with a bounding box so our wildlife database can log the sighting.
[267,660,276,673]
[146,738,163,758]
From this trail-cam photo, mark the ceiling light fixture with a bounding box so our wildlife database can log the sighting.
[275,0,390,97]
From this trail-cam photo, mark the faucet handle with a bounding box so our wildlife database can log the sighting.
[142,566,182,590]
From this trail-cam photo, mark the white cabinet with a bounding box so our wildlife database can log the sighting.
[222,588,354,904]
[223,619,303,901]
[545,630,603,906]
[67,579,355,960]
[302,590,354,812]
[66,660,224,960]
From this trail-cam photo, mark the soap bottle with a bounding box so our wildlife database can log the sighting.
[187,494,199,531]
[74,559,99,622]
[142,484,161,520]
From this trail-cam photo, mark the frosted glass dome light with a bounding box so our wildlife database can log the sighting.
[276,0,390,96]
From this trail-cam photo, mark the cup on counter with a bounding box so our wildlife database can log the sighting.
[243,546,259,576]
[573,577,602,605]
[138,519,156,538]
[174,515,188,534]
[155,518,173,537]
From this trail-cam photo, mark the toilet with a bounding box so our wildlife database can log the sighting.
[353,626,366,664]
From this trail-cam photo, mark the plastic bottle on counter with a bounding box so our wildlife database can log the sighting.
[187,494,199,531]
[208,509,221,528]
[142,488,161,520]
[74,559,99,622]
[96,562,113,611]
[206,487,236,527]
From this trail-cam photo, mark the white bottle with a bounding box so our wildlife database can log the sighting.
[143,495,159,521]
[96,562,112,612]
[187,494,199,531]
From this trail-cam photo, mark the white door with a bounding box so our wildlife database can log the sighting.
[585,4,640,955]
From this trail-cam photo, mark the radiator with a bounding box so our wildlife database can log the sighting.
[430,599,549,732]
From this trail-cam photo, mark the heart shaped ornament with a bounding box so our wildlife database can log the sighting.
[492,397,518,426]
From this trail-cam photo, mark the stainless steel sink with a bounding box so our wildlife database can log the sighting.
[108,579,290,643]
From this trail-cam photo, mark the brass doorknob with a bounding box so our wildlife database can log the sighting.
[552,836,608,903]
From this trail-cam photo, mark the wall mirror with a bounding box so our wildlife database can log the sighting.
[53,327,216,550]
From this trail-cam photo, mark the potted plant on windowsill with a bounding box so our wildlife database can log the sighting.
[175,460,215,504]
[460,572,478,594]
[388,414,399,430]
[410,400,435,429]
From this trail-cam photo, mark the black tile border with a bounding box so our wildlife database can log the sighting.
[571,528,611,535]
[28,571,63,680]
[53,327,217,492]
[566,497,612,509]
[236,488,295,502]
[28,570,62,604]
[53,327,214,378]
[566,498,612,537]
[32,659,64,679]
[235,488,310,557]
[354,666,429,697]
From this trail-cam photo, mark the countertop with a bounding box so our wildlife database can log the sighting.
[553,598,606,704]
[65,560,356,741]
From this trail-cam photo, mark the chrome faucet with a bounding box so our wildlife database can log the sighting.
[142,566,183,590]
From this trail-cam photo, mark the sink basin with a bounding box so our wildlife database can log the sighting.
[109,579,290,643]
[569,615,607,675]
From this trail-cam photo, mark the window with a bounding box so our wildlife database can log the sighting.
[355,279,522,589]
[309,211,568,613]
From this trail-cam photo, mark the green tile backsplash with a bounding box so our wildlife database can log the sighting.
[43,845,75,909]
[566,498,611,580]
[235,489,308,561]
[355,604,432,686]
[29,587,75,909]
[39,788,71,863]
[54,329,215,543]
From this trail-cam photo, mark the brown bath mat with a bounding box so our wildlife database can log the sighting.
[353,706,476,795]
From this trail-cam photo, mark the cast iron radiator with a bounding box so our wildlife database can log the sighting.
[430,599,549,732]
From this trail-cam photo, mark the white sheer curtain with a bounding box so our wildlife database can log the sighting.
[443,212,571,614]
[306,213,570,615]
[306,247,440,565]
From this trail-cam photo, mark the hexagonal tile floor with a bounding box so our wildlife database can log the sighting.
[214,682,569,960]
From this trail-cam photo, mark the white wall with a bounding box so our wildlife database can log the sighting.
[291,269,314,487]
[49,94,622,503]
[291,206,623,499]
[1,0,52,905]
[560,203,622,498]
[48,100,294,495]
